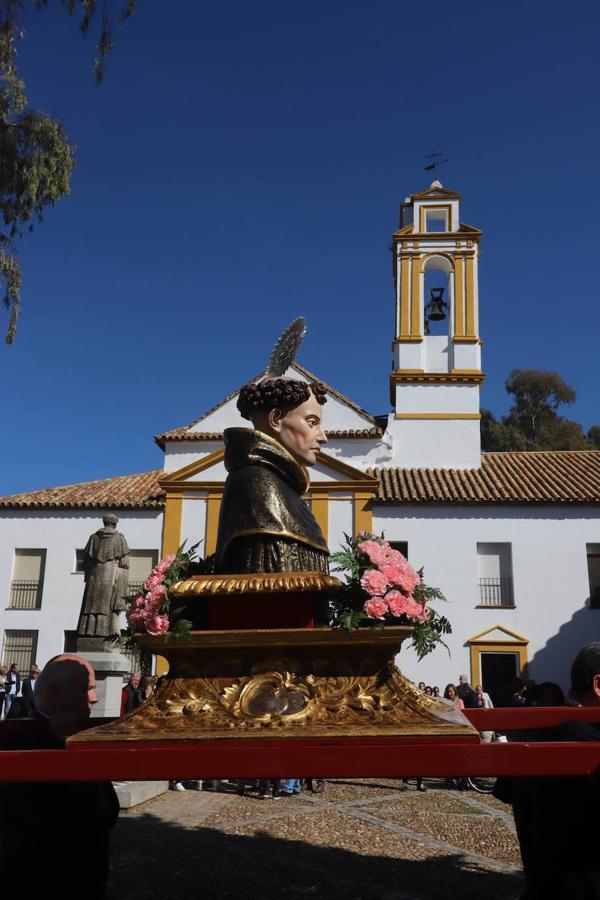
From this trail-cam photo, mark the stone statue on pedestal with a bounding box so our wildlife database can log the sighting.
[215,319,330,575]
[77,514,130,637]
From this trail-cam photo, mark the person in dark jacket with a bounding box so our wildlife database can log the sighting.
[0,654,119,900]
[495,642,600,899]
[3,663,20,717]
[20,663,40,716]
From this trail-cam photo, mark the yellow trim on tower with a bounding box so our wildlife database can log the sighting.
[390,370,484,385]
[205,492,223,555]
[311,495,329,543]
[410,255,421,337]
[394,412,481,420]
[453,255,465,338]
[399,255,410,337]
[162,493,183,556]
[465,255,476,337]
[354,491,373,536]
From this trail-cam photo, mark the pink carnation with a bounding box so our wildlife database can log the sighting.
[398,563,420,594]
[126,594,146,631]
[363,596,388,620]
[384,590,410,618]
[357,540,388,567]
[360,568,389,597]
[405,598,425,620]
[381,547,405,567]
[379,563,406,585]
[145,613,169,636]
[155,554,176,576]
[143,572,163,591]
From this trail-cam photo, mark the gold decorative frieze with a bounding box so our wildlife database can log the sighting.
[171,571,342,596]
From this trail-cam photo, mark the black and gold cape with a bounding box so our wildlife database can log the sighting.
[215,428,329,574]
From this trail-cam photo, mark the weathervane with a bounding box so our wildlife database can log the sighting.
[423,150,448,173]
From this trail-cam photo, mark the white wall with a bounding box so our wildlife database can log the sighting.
[0,510,163,668]
[373,504,600,693]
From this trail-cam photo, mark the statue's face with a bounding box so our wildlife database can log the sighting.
[274,394,327,467]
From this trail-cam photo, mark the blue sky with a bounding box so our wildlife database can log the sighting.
[2,1,599,494]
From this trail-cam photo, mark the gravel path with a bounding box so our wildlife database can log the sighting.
[109,779,524,899]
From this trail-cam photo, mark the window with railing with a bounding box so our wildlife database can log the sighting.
[2,630,38,671]
[476,543,514,608]
[478,577,514,608]
[9,549,46,609]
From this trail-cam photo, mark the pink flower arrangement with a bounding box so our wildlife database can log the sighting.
[331,532,450,658]
[126,555,177,636]
[355,535,426,624]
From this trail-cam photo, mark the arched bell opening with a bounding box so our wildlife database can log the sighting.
[422,255,453,371]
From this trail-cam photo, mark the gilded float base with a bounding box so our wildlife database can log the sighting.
[72,627,477,743]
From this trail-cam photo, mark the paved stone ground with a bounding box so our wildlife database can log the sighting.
[109,779,524,900]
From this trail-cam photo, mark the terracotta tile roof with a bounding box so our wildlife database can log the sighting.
[0,470,165,510]
[5,451,599,511]
[155,426,383,443]
[369,451,600,504]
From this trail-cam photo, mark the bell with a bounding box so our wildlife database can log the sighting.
[426,287,447,321]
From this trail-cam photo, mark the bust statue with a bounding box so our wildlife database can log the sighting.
[77,514,130,637]
[215,376,329,574]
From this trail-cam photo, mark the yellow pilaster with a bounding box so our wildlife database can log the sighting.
[205,492,222,555]
[354,491,373,536]
[453,255,465,338]
[399,255,410,337]
[410,255,422,337]
[162,493,183,556]
[465,255,476,337]
[311,495,329,543]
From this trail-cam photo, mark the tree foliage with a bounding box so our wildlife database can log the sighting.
[482,369,599,452]
[0,1,135,343]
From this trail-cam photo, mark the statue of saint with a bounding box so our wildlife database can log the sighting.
[77,515,130,637]
[215,319,330,574]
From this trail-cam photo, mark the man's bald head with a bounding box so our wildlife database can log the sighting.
[34,654,97,720]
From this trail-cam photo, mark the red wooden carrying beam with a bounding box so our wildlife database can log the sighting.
[0,708,597,782]
[0,738,599,781]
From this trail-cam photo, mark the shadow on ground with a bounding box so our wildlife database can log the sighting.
[109,809,523,900]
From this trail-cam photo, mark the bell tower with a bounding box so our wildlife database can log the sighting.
[387,182,484,468]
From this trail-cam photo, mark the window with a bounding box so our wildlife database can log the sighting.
[476,543,514,608]
[389,541,409,559]
[2,630,38,671]
[128,550,160,597]
[74,549,86,573]
[587,544,600,609]
[9,549,46,609]
[424,207,448,233]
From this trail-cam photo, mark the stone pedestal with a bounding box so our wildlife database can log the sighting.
[75,637,130,719]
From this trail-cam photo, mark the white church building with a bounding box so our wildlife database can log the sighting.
[2,182,599,699]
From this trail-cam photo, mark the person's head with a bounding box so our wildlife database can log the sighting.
[0,666,7,676]
[534,681,565,707]
[30,664,40,679]
[10,663,18,673]
[424,686,433,696]
[103,514,119,528]
[570,642,600,705]
[475,685,484,694]
[418,681,426,691]
[237,378,327,467]
[128,673,141,689]
[444,683,456,700]
[140,675,156,696]
[432,685,440,697]
[34,654,97,723]
[458,674,469,685]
